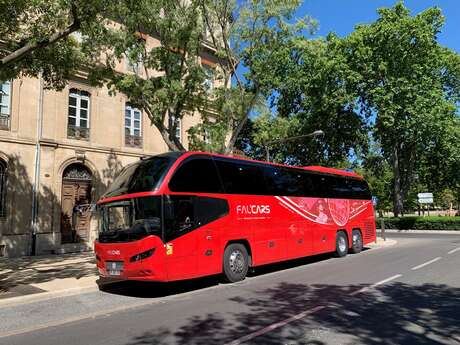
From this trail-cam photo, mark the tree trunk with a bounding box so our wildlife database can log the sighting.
[142,104,185,152]
[224,113,248,155]
[392,145,404,217]
[156,121,184,151]
[223,92,258,155]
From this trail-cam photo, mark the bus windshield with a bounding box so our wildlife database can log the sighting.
[102,155,176,198]
[98,196,162,243]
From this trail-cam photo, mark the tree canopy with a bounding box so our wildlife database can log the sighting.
[236,2,460,215]
[0,0,113,89]
[339,2,460,215]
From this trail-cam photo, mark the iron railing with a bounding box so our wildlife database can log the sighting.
[0,115,10,130]
[125,134,142,148]
[68,125,90,140]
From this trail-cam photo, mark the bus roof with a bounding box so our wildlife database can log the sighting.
[303,166,363,179]
[178,151,364,180]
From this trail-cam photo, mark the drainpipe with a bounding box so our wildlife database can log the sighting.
[31,74,44,255]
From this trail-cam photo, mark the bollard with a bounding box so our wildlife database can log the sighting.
[380,217,386,241]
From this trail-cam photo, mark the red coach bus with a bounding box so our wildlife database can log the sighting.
[94,152,376,283]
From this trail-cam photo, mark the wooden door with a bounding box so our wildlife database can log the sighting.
[61,180,92,243]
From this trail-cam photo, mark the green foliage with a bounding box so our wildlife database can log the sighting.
[240,26,369,165]
[435,188,456,209]
[195,0,313,153]
[382,216,460,230]
[87,0,209,151]
[338,2,460,216]
[361,145,393,211]
[238,2,459,217]
[0,0,111,89]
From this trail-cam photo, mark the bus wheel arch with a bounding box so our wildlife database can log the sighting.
[335,230,349,257]
[226,239,253,267]
[350,228,363,254]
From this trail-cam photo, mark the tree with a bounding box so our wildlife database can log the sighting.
[197,0,313,154]
[0,0,112,89]
[361,145,393,214]
[339,3,460,216]
[87,0,211,151]
[242,34,369,166]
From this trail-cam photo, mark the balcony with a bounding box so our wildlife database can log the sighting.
[0,115,10,130]
[67,125,90,140]
[125,134,143,148]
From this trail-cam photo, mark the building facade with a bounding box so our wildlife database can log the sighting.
[0,43,218,257]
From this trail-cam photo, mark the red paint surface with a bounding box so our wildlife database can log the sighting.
[95,153,376,282]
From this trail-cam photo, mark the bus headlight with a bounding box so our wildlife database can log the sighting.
[130,248,156,262]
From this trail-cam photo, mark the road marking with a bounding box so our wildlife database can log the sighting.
[448,247,460,255]
[411,257,442,271]
[227,273,404,344]
[224,305,326,345]
[350,274,402,296]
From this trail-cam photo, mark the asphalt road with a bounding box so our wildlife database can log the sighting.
[1,232,459,345]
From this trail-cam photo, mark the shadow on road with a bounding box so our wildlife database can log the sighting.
[122,281,460,345]
[97,275,222,299]
[97,249,369,298]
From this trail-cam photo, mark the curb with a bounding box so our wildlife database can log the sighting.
[377,229,460,234]
[0,284,99,308]
[366,238,397,249]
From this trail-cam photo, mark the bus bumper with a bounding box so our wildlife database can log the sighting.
[94,236,168,282]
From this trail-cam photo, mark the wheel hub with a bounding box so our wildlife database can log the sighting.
[338,236,347,252]
[229,250,245,274]
[353,233,361,247]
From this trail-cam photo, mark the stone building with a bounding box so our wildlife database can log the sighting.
[0,35,218,257]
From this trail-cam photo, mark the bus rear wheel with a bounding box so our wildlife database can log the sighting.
[223,243,249,283]
[350,229,363,254]
[335,231,348,257]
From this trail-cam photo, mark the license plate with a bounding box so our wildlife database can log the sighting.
[106,261,123,276]
[108,270,121,276]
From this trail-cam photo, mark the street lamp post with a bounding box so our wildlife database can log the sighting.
[265,130,324,162]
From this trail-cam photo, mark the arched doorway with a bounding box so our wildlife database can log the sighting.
[60,163,92,243]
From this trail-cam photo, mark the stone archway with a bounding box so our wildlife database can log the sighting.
[60,163,93,244]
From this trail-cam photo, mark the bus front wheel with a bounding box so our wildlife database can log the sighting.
[335,231,349,257]
[223,243,249,283]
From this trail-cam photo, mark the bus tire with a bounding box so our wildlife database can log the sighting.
[350,229,363,254]
[335,231,348,257]
[223,243,249,283]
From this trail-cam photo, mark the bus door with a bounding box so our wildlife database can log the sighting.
[195,197,228,276]
[286,221,313,259]
[196,225,221,276]
[251,197,287,264]
[164,195,198,280]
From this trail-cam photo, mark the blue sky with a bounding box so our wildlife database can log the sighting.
[297,0,460,53]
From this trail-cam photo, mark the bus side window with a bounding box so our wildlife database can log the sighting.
[164,196,195,241]
[349,179,372,199]
[164,195,229,241]
[169,157,223,193]
[177,199,194,231]
[216,160,268,195]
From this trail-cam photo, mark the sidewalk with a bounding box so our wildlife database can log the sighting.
[0,252,98,303]
[377,229,460,234]
[367,237,397,248]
